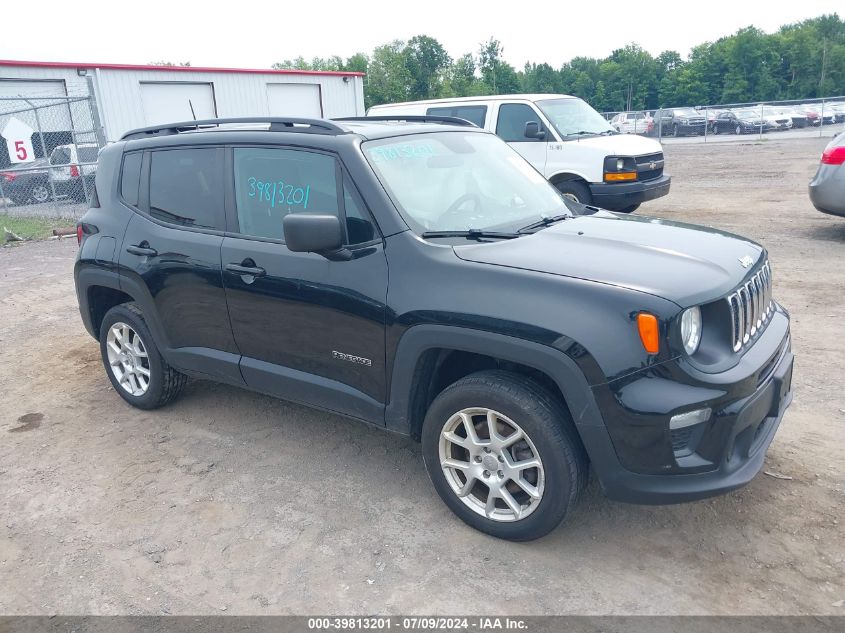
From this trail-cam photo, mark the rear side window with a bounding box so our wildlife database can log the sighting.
[149,148,225,230]
[120,152,142,207]
[426,105,487,127]
[496,104,546,142]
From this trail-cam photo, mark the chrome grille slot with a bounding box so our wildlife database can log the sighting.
[727,260,773,352]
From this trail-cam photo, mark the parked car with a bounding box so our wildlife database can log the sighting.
[800,104,836,126]
[826,102,845,124]
[0,158,52,205]
[610,111,653,135]
[711,110,768,135]
[74,116,793,541]
[775,106,810,128]
[809,130,845,217]
[759,107,793,130]
[653,108,707,136]
[49,143,99,202]
[369,94,670,213]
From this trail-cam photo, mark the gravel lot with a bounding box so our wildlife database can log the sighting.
[0,137,843,616]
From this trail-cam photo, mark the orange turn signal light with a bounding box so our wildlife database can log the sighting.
[604,171,637,182]
[637,313,660,354]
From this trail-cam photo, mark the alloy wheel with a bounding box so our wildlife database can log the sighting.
[31,185,50,203]
[106,322,151,396]
[438,407,545,522]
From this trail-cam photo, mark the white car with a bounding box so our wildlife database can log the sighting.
[368,94,670,213]
[48,143,99,202]
[610,112,653,135]
[759,107,793,131]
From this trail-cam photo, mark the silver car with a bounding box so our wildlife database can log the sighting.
[809,131,845,217]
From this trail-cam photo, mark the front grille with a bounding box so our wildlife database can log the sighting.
[727,261,773,352]
[636,152,664,181]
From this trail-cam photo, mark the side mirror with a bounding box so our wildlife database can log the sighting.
[524,121,546,140]
[283,214,344,257]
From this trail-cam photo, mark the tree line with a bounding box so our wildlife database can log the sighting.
[272,14,845,112]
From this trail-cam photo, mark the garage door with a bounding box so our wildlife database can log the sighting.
[0,79,66,98]
[139,82,216,126]
[267,83,322,117]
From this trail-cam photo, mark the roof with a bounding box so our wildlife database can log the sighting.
[369,94,575,108]
[339,120,487,140]
[0,59,364,78]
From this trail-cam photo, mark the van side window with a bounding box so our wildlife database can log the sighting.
[120,152,142,207]
[148,148,225,230]
[426,105,487,127]
[496,104,546,142]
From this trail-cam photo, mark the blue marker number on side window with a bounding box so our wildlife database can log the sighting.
[247,177,310,210]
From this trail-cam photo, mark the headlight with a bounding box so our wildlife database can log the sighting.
[680,307,702,355]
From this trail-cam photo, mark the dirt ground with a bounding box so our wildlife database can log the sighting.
[0,137,843,616]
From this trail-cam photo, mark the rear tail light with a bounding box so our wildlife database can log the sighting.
[70,165,80,178]
[821,146,845,165]
[76,224,84,245]
[2,172,16,183]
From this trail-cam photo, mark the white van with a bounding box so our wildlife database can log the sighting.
[368,94,670,212]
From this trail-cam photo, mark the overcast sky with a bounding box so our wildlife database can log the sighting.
[2,1,841,69]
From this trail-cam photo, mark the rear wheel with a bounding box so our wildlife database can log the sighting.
[421,370,588,541]
[554,180,592,206]
[99,303,186,409]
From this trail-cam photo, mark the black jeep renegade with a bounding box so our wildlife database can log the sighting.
[74,116,793,541]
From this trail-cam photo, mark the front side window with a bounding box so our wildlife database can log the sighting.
[495,104,546,142]
[232,148,376,244]
[149,148,225,230]
[233,147,339,241]
[536,97,614,138]
[363,132,570,233]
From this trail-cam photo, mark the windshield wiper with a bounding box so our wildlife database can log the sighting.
[518,214,570,233]
[421,229,521,240]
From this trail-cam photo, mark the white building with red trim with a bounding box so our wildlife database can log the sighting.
[0,60,365,143]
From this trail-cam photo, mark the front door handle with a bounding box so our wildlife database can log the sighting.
[225,262,266,277]
[126,243,157,257]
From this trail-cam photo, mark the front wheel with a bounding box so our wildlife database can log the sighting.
[99,303,186,409]
[553,180,592,206]
[421,371,588,541]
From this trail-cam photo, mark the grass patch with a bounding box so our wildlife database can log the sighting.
[1,214,75,243]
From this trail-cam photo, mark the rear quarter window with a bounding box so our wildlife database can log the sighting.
[426,105,487,127]
[120,152,142,207]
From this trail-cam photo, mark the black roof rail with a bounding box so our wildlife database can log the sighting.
[334,115,478,127]
[120,117,346,140]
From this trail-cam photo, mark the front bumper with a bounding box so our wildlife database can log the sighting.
[590,174,671,210]
[579,306,793,504]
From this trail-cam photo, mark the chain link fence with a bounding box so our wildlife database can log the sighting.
[0,95,105,221]
[602,96,845,142]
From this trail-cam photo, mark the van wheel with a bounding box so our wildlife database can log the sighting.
[421,370,588,541]
[99,303,186,410]
[554,181,592,206]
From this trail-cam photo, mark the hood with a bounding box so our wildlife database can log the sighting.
[566,132,662,156]
[453,211,764,307]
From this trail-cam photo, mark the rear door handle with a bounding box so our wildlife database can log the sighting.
[225,262,266,277]
[126,244,157,257]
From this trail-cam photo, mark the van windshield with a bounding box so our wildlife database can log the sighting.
[362,132,571,234]
[536,98,615,137]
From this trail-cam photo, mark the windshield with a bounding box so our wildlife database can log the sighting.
[535,97,614,137]
[362,132,570,233]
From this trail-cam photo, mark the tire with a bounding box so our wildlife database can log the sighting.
[421,370,588,541]
[735,124,743,135]
[99,303,186,410]
[617,204,640,213]
[554,180,592,206]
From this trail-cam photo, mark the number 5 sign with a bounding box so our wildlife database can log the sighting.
[1,117,36,164]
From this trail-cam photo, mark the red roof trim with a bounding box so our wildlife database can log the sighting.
[0,59,365,77]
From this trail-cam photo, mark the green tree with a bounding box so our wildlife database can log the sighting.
[403,35,452,100]
[478,38,520,94]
